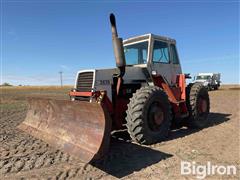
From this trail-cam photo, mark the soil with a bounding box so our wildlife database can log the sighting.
[0,85,239,179]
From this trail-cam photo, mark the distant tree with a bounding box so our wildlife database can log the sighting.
[1,82,13,86]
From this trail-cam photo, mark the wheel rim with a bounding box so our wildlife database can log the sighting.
[148,102,165,131]
[198,97,208,114]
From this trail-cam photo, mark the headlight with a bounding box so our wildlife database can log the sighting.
[71,88,76,92]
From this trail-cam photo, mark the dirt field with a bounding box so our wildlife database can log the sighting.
[0,85,239,179]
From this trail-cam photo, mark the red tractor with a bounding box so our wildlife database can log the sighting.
[19,14,210,163]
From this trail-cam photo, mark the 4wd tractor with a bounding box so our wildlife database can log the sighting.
[19,14,210,163]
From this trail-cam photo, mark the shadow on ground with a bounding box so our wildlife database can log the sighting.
[92,138,173,178]
[168,112,231,141]
[92,112,231,178]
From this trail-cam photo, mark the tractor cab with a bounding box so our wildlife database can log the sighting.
[123,34,182,85]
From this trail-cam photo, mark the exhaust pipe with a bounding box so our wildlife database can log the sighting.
[110,13,126,78]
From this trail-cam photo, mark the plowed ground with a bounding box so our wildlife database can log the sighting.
[0,85,239,179]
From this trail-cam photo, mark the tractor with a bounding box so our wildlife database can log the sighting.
[18,14,210,163]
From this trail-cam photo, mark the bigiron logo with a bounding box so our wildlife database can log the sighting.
[181,161,237,179]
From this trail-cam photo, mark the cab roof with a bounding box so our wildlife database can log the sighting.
[123,33,176,45]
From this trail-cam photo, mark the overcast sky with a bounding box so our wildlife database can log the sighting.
[1,1,239,85]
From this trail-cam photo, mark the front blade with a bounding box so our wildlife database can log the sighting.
[18,98,111,163]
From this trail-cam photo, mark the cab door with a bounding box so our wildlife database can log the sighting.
[169,43,182,84]
[150,40,173,85]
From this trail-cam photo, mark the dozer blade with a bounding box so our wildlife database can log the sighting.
[18,98,111,163]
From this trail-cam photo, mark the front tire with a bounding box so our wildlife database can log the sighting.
[214,85,218,90]
[126,86,172,145]
[186,83,210,128]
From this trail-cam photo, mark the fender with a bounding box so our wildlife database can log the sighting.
[151,74,188,117]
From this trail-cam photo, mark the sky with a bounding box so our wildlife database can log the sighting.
[1,0,239,85]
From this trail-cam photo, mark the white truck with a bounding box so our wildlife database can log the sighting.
[192,73,221,90]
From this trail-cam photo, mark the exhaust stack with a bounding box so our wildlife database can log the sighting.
[110,13,126,77]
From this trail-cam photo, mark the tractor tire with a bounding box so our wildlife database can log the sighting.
[208,85,212,91]
[214,86,218,90]
[126,86,172,145]
[186,83,210,128]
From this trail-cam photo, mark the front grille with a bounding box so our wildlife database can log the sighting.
[76,72,94,92]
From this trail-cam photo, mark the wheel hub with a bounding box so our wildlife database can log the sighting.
[154,110,164,125]
[198,98,208,113]
[148,102,165,131]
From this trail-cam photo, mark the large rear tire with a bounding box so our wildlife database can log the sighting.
[186,83,210,128]
[126,86,172,145]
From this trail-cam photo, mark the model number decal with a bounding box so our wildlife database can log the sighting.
[96,80,111,85]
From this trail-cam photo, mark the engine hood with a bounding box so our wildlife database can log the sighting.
[194,79,208,83]
[94,66,147,83]
[74,66,148,101]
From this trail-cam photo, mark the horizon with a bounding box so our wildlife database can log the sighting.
[1,83,240,87]
[1,1,239,85]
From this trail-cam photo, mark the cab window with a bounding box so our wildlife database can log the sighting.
[152,41,169,63]
[124,41,148,65]
[170,44,179,64]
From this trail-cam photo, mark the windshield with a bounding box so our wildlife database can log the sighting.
[196,75,211,80]
[124,41,148,65]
